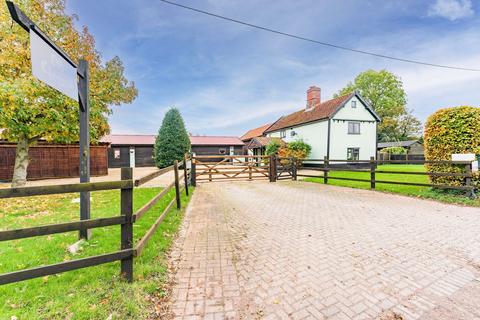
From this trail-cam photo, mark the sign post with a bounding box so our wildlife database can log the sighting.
[7,1,91,239]
[78,60,91,239]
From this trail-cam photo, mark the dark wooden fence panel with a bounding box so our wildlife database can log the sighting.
[0,144,108,181]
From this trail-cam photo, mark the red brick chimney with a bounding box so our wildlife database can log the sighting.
[306,86,321,110]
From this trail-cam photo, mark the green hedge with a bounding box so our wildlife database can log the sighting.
[424,106,480,187]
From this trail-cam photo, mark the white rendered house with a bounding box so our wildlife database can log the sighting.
[264,86,381,162]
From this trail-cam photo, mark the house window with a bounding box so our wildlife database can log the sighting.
[351,100,357,108]
[229,146,235,155]
[280,130,286,138]
[347,148,360,161]
[114,149,121,159]
[219,148,226,155]
[348,122,360,134]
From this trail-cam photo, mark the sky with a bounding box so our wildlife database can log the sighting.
[66,0,480,137]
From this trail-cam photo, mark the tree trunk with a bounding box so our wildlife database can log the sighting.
[11,135,30,188]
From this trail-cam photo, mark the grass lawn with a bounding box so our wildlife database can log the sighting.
[0,186,193,319]
[303,164,479,207]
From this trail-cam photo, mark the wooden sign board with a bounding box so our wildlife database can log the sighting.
[30,29,78,101]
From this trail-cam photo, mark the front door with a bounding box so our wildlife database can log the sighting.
[129,148,135,168]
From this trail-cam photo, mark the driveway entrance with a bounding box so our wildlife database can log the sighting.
[169,181,480,319]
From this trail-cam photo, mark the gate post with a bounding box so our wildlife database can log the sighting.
[269,154,277,182]
[370,156,376,190]
[323,156,329,184]
[183,154,189,196]
[120,167,133,282]
[191,157,196,187]
[291,157,297,181]
[174,160,181,210]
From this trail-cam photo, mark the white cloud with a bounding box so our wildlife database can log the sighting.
[428,0,474,21]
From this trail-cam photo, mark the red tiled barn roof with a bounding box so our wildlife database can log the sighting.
[102,134,245,146]
[240,123,272,141]
[100,134,156,145]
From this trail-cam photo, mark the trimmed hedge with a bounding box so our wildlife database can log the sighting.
[424,106,480,187]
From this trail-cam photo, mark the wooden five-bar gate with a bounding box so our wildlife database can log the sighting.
[190,155,296,184]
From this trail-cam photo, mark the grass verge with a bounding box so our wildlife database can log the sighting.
[0,186,194,319]
[302,164,479,207]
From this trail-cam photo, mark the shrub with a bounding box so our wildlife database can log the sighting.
[265,140,281,156]
[424,106,480,187]
[278,140,312,165]
[153,108,191,168]
[379,146,407,154]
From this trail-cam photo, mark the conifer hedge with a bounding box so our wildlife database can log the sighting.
[424,106,480,187]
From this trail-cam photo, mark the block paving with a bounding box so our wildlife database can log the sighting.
[169,181,480,319]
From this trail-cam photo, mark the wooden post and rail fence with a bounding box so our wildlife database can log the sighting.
[295,157,476,197]
[0,156,193,286]
[0,154,476,286]
[188,154,475,197]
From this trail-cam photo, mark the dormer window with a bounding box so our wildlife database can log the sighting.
[351,100,357,108]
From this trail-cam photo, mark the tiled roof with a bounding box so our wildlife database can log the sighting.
[100,134,156,145]
[265,93,354,133]
[240,123,272,141]
[190,136,244,146]
[246,137,285,149]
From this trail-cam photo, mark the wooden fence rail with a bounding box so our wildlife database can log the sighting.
[296,157,476,196]
[0,157,191,286]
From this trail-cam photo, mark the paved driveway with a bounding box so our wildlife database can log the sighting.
[169,181,480,320]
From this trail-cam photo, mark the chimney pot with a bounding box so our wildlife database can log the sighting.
[306,86,321,109]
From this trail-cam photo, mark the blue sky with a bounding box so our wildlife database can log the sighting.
[66,0,480,136]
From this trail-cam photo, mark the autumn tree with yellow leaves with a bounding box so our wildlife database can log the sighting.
[0,0,137,186]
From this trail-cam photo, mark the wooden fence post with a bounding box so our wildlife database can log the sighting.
[120,167,133,282]
[323,156,329,184]
[191,157,196,187]
[291,157,297,181]
[174,160,181,210]
[370,156,376,190]
[248,163,252,180]
[183,154,189,196]
[465,162,476,198]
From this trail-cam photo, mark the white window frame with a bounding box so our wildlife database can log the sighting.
[280,130,286,138]
[348,122,361,134]
[113,148,121,159]
[347,148,360,161]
